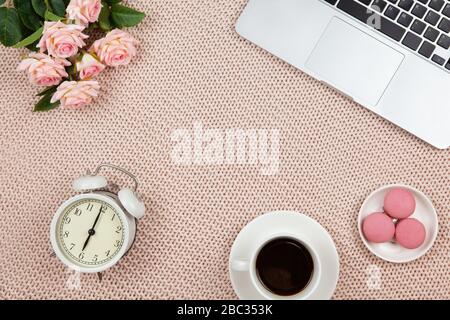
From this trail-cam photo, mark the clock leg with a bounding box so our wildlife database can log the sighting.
[50,252,56,258]
[97,272,103,282]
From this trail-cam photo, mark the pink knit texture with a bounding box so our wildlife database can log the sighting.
[0,1,448,300]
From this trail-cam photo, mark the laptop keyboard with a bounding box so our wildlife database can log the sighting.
[323,0,450,71]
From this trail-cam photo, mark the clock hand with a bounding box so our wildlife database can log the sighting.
[82,207,103,251]
[91,207,103,230]
[82,233,92,252]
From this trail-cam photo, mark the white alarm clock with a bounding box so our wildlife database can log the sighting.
[50,164,145,273]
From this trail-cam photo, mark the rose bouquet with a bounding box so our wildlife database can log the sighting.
[0,0,144,111]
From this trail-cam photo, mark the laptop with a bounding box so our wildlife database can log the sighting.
[236,0,450,149]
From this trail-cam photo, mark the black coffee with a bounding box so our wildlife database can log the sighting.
[255,238,314,296]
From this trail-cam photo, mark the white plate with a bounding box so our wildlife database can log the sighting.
[358,184,438,263]
[229,211,339,300]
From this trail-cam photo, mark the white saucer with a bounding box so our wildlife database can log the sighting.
[358,184,438,263]
[229,211,339,300]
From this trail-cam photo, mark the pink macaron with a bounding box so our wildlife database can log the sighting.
[395,218,426,249]
[362,212,395,243]
[384,188,416,219]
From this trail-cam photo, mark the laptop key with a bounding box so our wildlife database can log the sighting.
[424,26,440,42]
[431,54,445,65]
[411,20,427,35]
[398,12,414,27]
[358,0,372,5]
[398,0,414,11]
[429,0,445,12]
[372,0,388,12]
[437,34,450,49]
[445,60,450,71]
[418,41,436,58]
[425,10,440,26]
[402,32,422,50]
[385,5,401,20]
[337,0,406,41]
[324,0,338,5]
[442,4,450,18]
[411,3,427,18]
[438,18,450,33]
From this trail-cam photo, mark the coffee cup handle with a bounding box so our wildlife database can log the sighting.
[231,260,250,272]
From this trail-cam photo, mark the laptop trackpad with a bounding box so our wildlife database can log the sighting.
[306,17,404,106]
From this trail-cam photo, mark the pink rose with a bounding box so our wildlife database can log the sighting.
[66,0,102,26]
[38,21,88,58]
[51,80,100,109]
[90,29,139,67]
[17,53,71,86]
[76,53,105,80]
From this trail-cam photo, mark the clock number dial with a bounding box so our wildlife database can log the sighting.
[57,199,125,268]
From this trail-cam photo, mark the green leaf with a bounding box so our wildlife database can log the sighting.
[49,0,66,17]
[31,0,47,18]
[14,0,42,31]
[26,39,40,51]
[34,92,60,112]
[106,0,121,4]
[98,2,111,31]
[45,9,63,21]
[36,85,58,97]
[0,7,23,47]
[66,63,76,80]
[110,4,145,28]
[13,26,43,48]
[87,22,99,30]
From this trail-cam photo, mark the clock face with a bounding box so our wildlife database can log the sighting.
[55,198,125,268]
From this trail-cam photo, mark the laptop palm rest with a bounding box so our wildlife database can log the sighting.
[306,18,404,106]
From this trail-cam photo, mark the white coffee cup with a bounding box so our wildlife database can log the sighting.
[230,232,322,300]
